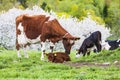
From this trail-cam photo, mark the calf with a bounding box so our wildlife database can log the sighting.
[76,31,102,58]
[102,39,120,50]
[45,52,71,63]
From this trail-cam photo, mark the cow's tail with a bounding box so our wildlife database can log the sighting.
[98,31,102,51]
[98,31,102,42]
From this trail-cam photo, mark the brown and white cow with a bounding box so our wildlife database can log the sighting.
[16,14,80,60]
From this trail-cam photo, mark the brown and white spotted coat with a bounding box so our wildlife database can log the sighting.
[16,14,80,60]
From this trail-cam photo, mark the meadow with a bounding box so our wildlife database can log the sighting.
[0,48,120,80]
[0,1,119,80]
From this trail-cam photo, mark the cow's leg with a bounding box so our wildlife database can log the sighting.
[23,45,29,58]
[41,42,46,60]
[17,49,21,58]
[16,40,21,58]
[83,53,86,56]
[95,42,102,52]
[87,51,90,56]
[83,49,87,56]
[49,42,55,52]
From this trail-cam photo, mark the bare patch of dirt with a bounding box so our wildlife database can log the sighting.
[63,61,120,68]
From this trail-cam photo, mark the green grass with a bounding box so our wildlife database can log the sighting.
[0,48,120,80]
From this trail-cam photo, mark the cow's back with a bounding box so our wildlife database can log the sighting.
[105,40,120,50]
[89,31,101,42]
[21,15,50,39]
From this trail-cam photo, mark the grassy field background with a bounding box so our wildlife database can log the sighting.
[0,48,120,80]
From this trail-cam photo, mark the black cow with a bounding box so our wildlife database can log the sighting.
[76,31,102,58]
[103,39,120,50]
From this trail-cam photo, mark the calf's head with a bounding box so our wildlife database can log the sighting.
[75,49,83,58]
[44,53,54,62]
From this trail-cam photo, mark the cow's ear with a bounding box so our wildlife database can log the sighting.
[74,37,80,40]
[63,37,80,41]
[69,37,80,40]
[117,39,120,42]
[63,37,68,41]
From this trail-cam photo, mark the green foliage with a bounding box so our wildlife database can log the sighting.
[0,0,16,11]
[104,0,120,38]
[70,3,86,19]
[91,14,104,24]
[57,12,70,18]
[26,0,40,9]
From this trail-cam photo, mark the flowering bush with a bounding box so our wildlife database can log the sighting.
[0,6,111,50]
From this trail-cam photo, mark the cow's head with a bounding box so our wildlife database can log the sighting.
[101,41,111,50]
[62,35,80,55]
[75,49,83,58]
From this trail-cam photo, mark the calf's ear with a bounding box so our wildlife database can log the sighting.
[44,53,48,56]
[54,53,57,56]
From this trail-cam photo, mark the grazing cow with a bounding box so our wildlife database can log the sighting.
[44,52,71,63]
[102,39,120,50]
[76,31,102,58]
[16,14,80,60]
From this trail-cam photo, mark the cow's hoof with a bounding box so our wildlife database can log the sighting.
[41,57,44,61]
